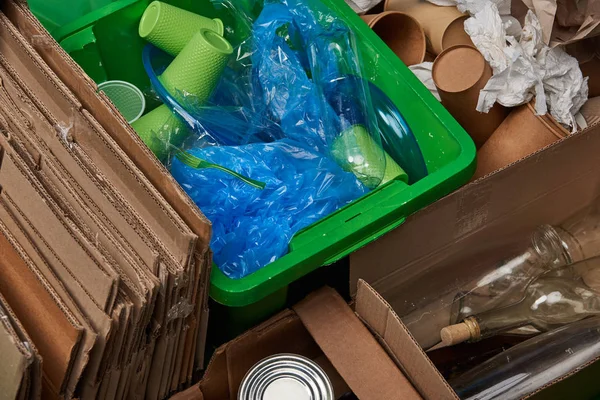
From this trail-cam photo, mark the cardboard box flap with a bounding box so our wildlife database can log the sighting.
[294,286,423,400]
[355,280,458,400]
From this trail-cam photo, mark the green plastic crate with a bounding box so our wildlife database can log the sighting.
[38,0,476,337]
[210,0,476,335]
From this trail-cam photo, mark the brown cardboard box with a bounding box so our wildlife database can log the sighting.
[350,120,600,399]
[172,287,422,400]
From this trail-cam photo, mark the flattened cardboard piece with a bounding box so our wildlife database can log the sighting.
[0,13,197,270]
[0,218,85,397]
[0,43,175,278]
[0,58,189,390]
[0,132,119,312]
[0,134,115,384]
[294,287,423,400]
[0,316,30,400]
[0,43,192,387]
[0,98,159,373]
[355,280,458,399]
[0,200,97,398]
[2,1,212,374]
[0,66,165,315]
[0,293,42,400]
[1,0,211,251]
[0,292,42,400]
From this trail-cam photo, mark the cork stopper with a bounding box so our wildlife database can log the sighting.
[439,316,481,347]
[440,323,472,346]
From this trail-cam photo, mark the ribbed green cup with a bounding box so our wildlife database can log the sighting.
[139,1,224,56]
[331,125,408,188]
[131,104,188,160]
[159,28,233,103]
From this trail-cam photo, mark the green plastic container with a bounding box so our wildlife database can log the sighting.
[210,0,476,336]
[29,0,115,36]
[40,0,476,337]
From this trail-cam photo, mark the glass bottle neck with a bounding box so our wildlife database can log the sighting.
[474,301,533,340]
[531,224,582,266]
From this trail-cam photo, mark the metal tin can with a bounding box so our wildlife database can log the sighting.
[238,354,335,400]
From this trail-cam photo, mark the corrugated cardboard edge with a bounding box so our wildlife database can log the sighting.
[1,1,212,248]
[294,286,423,400]
[2,0,213,374]
[0,311,30,400]
[355,279,458,400]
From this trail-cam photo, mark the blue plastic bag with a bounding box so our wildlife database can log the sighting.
[170,140,367,278]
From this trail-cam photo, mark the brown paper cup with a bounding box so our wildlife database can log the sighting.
[361,11,427,66]
[384,0,473,55]
[433,45,509,148]
[474,102,569,179]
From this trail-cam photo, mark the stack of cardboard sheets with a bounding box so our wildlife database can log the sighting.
[0,4,211,400]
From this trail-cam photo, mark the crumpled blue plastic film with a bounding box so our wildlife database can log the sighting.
[170,140,367,279]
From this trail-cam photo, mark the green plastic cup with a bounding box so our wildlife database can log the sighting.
[331,125,408,188]
[139,1,224,57]
[159,28,233,103]
[98,80,146,124]
[131,104,188,160]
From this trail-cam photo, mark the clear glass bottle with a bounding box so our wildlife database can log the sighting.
[452,203,600,324]
[441,258,600,346]
[449,315,600,400]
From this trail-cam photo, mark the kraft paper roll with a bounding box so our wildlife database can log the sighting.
[361,11,426,66]
[139,1,224,57]
[159,29,233,102]
[474,102,569,179]
[433,45,509,148]
[384,0,473,55]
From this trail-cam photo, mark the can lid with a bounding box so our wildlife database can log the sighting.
[238,354,334,400]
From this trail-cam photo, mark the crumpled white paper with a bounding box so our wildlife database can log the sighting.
[344,0,381,14]
[472,6,547,115]
[409,62,441,101]
[466,2,588,129]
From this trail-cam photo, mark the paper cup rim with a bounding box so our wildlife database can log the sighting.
[365,11,426,64]
[98,80,146,124]
[525,101,569,139]
[432,44,486,94]
[198,28,233,55]
[139,1,162,39]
